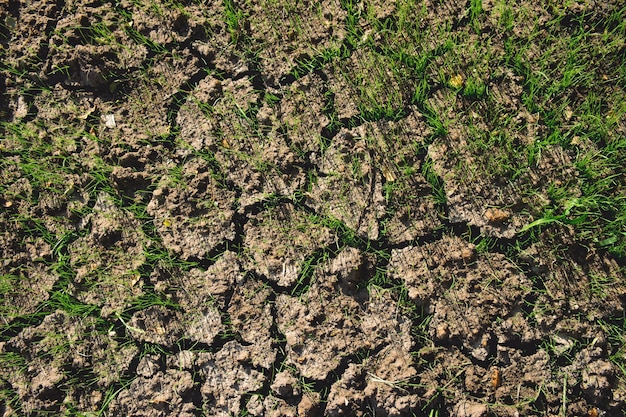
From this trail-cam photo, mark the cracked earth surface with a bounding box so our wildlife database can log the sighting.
[1,0,625,416]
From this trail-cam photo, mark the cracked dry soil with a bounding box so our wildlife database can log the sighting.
[1,0,626,416]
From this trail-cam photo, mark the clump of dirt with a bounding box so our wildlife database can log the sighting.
[177,75,307,208]
[306,129,386,240]
[520,224,626,326]
[110,361,197,416]
[0,310,137,415]
[351,109,441,243]
[325,344,421,416]
[276,247,411,381]
[390,236,531,356]
[158,250,244,311]
[0,221,55,320]
[257,72,330,158]
[126,303,222,347]
[147,157,237,260]
[196,341,267,416]
[306,108,441,243]
[228,276,277,369]
[243,202,334,287]
[69,192,146,317]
